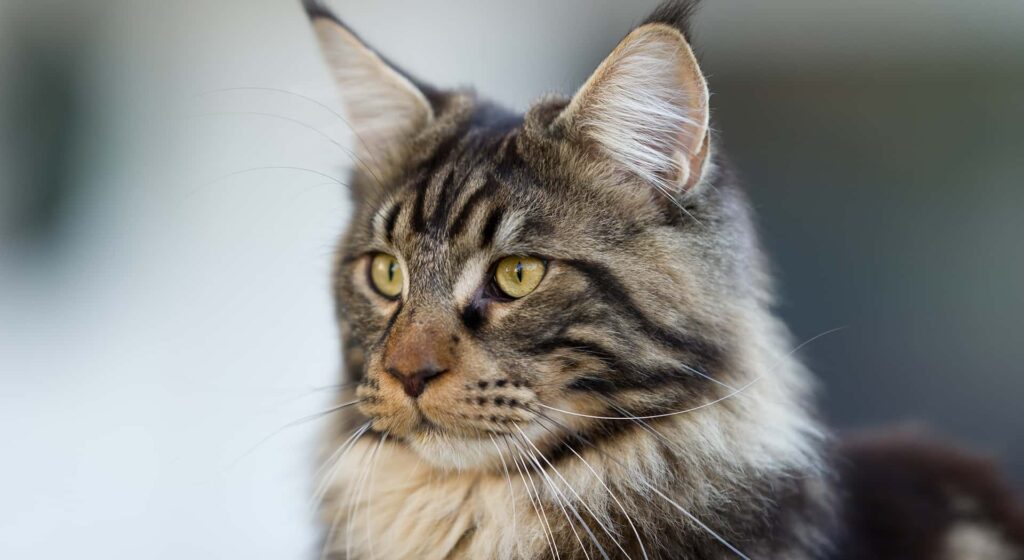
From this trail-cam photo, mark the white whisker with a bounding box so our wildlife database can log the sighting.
[510,432,593,560]
[504,436,560,560]
[488,433,518,540]
[514,425,615,560]
[231,398,365,467]
[536,413,751,559]
[531,415,649,560]
[196,86,388,184]
[320,436,371,560]
[637,479,751,560]
[365,432,389,560]
[311,420,372,512]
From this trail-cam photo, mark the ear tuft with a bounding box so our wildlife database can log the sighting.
[643,0,702,41]
[555,20,710,194]
[301,0,338,23]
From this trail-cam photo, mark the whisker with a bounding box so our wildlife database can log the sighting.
[510,432,592,560]
[676,361,738,392]
[230,398,365,467]
[603,399,687,458]
[532,412,751,560]
[488,434,518,540]
[535,387,743,421]
[637,480,751,560]
[311,420,373,512]
[513,425,613,560]
[285,180,347,203]
[320,436,373,560]
[284,398,367,428]
[188,110,385,189]
[274,382,359,406]
[343,432,385,560]
[503,436,559,560]
[514,437,563,560]
[196,86,387,181]
[530,415,649,560]
[195,166,349,194]
[365,432,389,560]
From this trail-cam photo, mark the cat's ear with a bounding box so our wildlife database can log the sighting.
[304,2,433,182]
[553,12,710,193]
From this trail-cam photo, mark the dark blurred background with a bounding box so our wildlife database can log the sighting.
[1,0,1021,557]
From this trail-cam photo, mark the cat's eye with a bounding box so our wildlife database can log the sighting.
[369,253,403,299]
[493,256,546,299]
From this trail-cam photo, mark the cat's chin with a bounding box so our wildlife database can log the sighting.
[404,423,551,472]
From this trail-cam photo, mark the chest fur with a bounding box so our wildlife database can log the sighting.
[321,441,550,560]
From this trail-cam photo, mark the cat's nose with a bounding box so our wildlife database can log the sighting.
[385,364,447,398]
[383,322,454,398]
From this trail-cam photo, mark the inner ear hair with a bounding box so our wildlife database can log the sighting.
[554,22,711,194]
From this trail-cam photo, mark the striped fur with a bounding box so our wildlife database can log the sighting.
[302,1,1024,558]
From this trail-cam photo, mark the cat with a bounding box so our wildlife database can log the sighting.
[300,1,1024,558]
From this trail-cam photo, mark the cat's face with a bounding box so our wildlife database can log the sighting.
[312,7,750,469]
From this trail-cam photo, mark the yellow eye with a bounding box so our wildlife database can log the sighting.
[494,256,546,299]
[369,253,403,298]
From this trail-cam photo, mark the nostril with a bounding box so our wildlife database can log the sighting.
[418,366,447,382]
[386,365,449,398]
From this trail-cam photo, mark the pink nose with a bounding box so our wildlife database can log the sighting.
[383,322,454,398]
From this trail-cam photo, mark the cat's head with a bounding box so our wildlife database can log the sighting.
[307,1,795,470]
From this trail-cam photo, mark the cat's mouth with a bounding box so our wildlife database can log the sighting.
[402,413,556,470]
[356,374,540,442]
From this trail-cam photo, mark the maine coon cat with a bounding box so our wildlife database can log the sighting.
[301,1,1024,558]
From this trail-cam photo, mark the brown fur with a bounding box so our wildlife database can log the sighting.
[298,1,1024,558]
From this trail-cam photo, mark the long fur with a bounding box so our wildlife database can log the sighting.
[301,1,1024,558]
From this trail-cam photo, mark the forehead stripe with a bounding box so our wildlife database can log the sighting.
[447,175,496,239]
[383,201,403,244]
[409,171,431,233]
[492,131,526,181]
[428,165,460,232]
[479,206,506,248]
[407,128,467,233]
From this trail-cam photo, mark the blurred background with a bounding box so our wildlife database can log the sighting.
[1,0,1022,557]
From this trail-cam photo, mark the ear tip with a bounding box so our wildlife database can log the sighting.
[301,0,340,23]
[643,0,702,40]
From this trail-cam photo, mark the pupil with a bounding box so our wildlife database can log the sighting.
[515,262,523,282]
[388,261,396,282]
